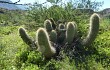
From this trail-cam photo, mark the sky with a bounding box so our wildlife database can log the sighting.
[10,0,110,11]
[96,0,110,10]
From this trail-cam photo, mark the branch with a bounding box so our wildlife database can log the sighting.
[14,0,20,4]
[0,1,21,5]
[0,1,47,6]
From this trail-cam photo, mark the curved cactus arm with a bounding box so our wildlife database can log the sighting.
[66,22,77,44]
[81,13,100,46]
[19,27,37,49]
[44,19,53,32]
[36,28,56,58]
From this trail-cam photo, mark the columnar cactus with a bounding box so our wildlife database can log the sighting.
[19,27,36,49]
[36,28,56,58]
[57,24,66,44]
[81,13,99,46]
[49,18,56,30]
[66,22,77,44]
[19,13,100,59]
[58,24,65,30]
[44,19,53,32]
[49,30,57,43]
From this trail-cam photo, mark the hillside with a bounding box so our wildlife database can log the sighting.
[0,0,20,10]
[99,8,110,18]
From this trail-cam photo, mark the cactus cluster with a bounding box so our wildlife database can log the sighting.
[19,13,100,58]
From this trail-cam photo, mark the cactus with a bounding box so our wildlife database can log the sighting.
[18,13,100,59]
[49,18,56,30]
[57,31,66,44]
[66,22,77,44]
[44,19,53,32]
[57,24,66,44]
[81,13,99,46]
[50,30,57,43]
[58,23,65,30]
[36,28,56,58]
[19,27,36,49]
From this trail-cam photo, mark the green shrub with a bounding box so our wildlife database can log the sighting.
[27,51,43,65]
[22,64,39,70]
[93,31,110,56]
[15,50,29,68]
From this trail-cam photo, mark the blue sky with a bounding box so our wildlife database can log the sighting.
[11,0,110,10]
[95,0,110,10]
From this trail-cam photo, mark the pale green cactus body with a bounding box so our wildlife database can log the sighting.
[57,24,66,44]
[81,13,100,46]
[50,30,57,43]
[57,30,66,44]
[66,22,77,44]
[49,18,56,30]
[19,27,36,49]
[44,19,53,32]
[36,28,56,58]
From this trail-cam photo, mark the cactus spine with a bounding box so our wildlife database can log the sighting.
[66,22,77,44]
[81,13,99,46]
[36,28,56,58]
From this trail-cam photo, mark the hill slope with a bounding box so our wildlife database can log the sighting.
[0,0,20,10]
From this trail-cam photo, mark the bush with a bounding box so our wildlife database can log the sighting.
[27,51,43,65]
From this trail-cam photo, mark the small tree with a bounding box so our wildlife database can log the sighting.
[47,0,62,5]
[69,0,104,11]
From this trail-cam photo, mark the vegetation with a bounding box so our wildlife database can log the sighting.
[0,0,110,70]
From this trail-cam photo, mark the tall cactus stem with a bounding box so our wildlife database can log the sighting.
[50,30,57,43]
[81,13,100,46]
[44,19,53,32]
[19,27,37,49]
[49,18,56,30]
[66,22,77,44]
[58,23,65,30]
[36,28,56,58]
